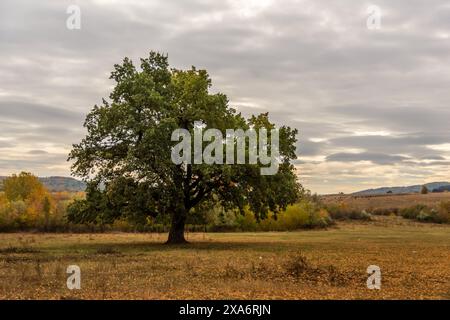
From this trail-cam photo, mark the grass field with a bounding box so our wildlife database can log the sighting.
[0,216,449,299]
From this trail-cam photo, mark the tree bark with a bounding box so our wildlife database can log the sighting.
[166,207,188,244]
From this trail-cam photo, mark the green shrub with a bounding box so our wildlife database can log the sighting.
[276,204,311,230]
[235,210,258,231]
[420,185,429,194]
[205,207,239,231]
[0,200,27,230]
[399,204,427,220]
[417,210,433,222]
[230,201,332,231]
[397,202,449,224]
[325,203,372,221]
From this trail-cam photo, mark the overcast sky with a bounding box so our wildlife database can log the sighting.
[1,0,450,194]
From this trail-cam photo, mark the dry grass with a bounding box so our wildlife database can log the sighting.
[0,217,449,299]
[321,192,450,211]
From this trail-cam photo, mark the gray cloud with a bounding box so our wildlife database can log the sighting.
[420,155,446,160]
[326,152,410,165]
[27,150,49,155]
[327,133,449,158]
[0,100,83,124]
[0,0,449,193]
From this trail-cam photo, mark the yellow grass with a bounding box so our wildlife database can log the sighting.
[0,216,449,299]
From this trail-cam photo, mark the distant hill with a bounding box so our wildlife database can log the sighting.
[38,177,86,192]
[352,182,450,196]
[433,185,450,193]
[0,176,86,192]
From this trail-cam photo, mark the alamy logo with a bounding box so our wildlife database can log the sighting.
[171,122,279,175]
[66,265,81,290]
[366,5,381,30]
[366,265,381,289]
[66,5,81,30]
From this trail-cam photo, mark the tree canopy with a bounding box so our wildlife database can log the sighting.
[3,172,46,202]
[68,51,301,243]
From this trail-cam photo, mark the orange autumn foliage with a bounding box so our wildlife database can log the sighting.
[0,172,59,229]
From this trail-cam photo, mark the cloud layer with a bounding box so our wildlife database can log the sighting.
[1,0,449,193]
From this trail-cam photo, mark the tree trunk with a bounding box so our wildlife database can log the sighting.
[166,207,188,244]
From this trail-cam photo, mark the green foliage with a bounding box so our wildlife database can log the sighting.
[325,203,372,221]
[3,172,45,201]
[436,201,450,223]
[0,199,26,229]
[399,204,427,220]
[416,210,433,222]
[205,200,332,232]
[420,185,429,194]
[398,202,450,223]
[68,51,301,242]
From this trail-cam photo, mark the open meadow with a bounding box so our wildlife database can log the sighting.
[0,216,449,300]
[321,192,450,211]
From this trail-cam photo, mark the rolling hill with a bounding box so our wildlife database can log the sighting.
[0,176,86,192]
[352,181,450,196]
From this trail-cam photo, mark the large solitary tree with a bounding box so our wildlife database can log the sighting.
[68,51,301,243]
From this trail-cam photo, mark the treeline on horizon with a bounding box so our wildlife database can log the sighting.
[0,171,449,232]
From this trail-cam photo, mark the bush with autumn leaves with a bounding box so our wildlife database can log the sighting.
[0,172,82,231]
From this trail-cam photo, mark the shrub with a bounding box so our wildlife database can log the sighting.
[417,210,433,222]
[222,200,332,231]
[258,201,331,231]
[397,202,449,224]
[371,207,398,216]
[273,204,310,230]
[284,252,311,278]
[205,206,239,231]
[0,173,70,230]
[235,210,258,231]
[399,204,427,220]
[0,200,27,229]
[436,201,450,223]
[283,252,350,285]
[325,203,372,221]
[112,218,133,232]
